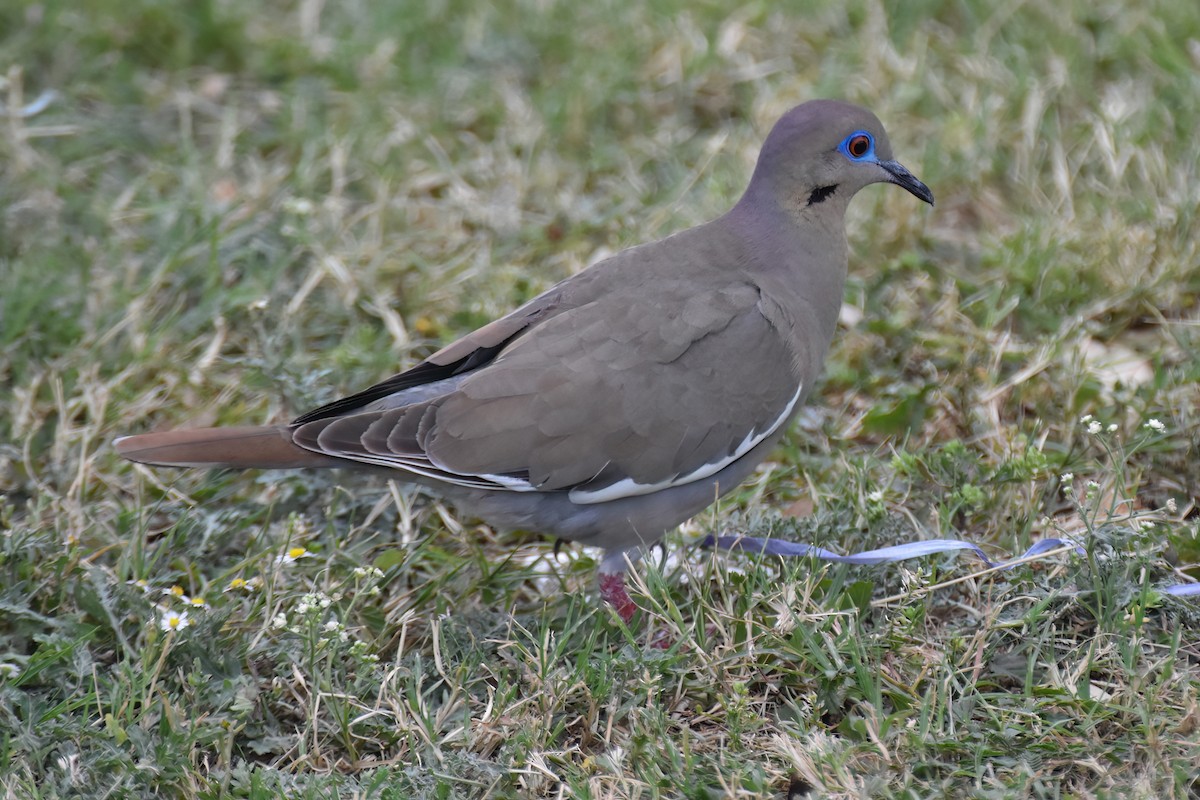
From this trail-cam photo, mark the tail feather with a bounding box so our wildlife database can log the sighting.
[114,426,346,469]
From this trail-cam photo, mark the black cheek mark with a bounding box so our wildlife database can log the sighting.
[807,185,837,206]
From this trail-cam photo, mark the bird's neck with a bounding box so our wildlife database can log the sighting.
[727,184,849,278]
[724,186,849,349]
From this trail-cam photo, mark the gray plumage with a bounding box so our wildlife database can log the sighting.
[115,100,933,620]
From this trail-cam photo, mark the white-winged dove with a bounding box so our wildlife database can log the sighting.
[116,100,933,622]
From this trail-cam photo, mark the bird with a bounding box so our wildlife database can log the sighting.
[116,100,934,623]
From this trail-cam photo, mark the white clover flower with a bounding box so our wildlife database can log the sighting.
[160,610,190,632]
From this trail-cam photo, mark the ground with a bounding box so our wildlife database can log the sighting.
[1,0,1199,797]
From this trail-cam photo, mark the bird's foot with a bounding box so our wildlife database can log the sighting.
[598,572,637,624]
[598,571,675,649]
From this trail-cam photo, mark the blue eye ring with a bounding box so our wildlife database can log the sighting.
[839,131,875,161]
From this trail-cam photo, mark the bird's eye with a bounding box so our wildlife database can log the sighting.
[846,133,872,159]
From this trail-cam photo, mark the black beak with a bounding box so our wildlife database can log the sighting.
[878,160,934,206]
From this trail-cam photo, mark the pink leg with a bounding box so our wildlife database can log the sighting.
[599,562,674,647]
[598,572,637,623]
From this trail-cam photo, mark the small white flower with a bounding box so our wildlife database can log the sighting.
[1145,419,1166,433]
[1079,414,1094,424]
[160,610,190,632]
[283,197,314,215]
[323,620,341,632]
[271,613,288,629]
[1087,420,1103,435]
[0,663,20,679]
[867,489,884,503]
[1107,423,1118,433]
[296,602,310,614]
[1060,473,1074,483]
[226,577,261,593]
[275,546,312,565]
[1167,498,1178,514]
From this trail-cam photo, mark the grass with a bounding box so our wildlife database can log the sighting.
[2,0,1199,797]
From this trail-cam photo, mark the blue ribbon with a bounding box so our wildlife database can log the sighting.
[700,534,1198,596]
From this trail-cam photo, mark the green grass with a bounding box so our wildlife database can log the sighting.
[2,0,1199,797]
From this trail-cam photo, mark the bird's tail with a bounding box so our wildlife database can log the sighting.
[114,426,345,469]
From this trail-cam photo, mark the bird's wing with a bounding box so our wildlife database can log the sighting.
[291,277,803,502]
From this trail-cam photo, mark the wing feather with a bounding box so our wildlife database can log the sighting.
[291,276,805,502]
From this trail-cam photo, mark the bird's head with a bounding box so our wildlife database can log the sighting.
[747,99,934,211]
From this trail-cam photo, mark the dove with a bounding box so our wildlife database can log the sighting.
[116,100,933,622]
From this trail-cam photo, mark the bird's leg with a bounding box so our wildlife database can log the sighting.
[598,549,641,623]
[598,573,637,623]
